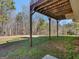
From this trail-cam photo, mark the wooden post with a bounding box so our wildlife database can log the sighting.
[57,20,59,37]
[30,12,32,47]
[30,10,35,47]
[49,18,51,40]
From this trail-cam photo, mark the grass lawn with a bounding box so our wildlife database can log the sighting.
[0,36,78,59]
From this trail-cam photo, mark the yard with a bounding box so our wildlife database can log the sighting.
[0,36,79,59]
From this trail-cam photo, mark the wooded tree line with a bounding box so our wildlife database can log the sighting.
[0,0,78,36]
[0,2,30,36]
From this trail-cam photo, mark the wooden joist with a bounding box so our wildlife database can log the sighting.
[33,0,72,19]
[35,0,59,10]
[51,5,72,13]
[55,9,72,15]
[46,2,70,11]
[37,9,66,20]
[38,2,70,14]
[37,10,58,19]
[35,0,68,11]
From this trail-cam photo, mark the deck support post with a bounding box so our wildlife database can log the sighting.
[57,20,59,37]
[30,12,32,47]
[49,18,51,40]
[30,11,35,47]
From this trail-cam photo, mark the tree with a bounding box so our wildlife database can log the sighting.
[21,5,30,35]
[37,18,48,34]
[74,23,79,35]
[16,12,23,35]
[0,0,15,21]
[0,0,15,35]
[63,23,74,35]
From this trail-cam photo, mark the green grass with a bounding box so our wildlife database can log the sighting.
[0,36,77,59]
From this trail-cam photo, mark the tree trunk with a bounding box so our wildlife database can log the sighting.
[1,22,4,36]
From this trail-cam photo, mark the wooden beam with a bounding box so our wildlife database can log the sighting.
[54,8,72,15]
[36,9,66,20]
[35,0,53,7]
[36,11,56,19]
[42,10,66,19]
[49,4,71,12]
[43,1,70,9]
[45,2,70,11]
[57,15,66,20]
[35,0,60,10]
[39,2,70,14]
[38,5,72,16]
[35,0,72,16]
[36,0,68,11]
[38,9,58,19]
[40,2,71,13]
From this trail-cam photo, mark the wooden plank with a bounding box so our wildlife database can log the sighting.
[52,5,72,12]
[39,2,70,14]
[46,2,70,11]
[39,9,66,19]
[34,0,68,19]
[54,7,72,15]
[38,5,72,16]
[35,0,59,10]
[36,0,68,11]
[38,9,66,19]
[45,0,69,10]
[34,1,71,17]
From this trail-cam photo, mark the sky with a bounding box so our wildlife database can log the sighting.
[13,0,73,25]
[13,0,29,14]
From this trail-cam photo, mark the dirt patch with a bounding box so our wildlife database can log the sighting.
[74,40,79,46]
[38,41,66,52]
